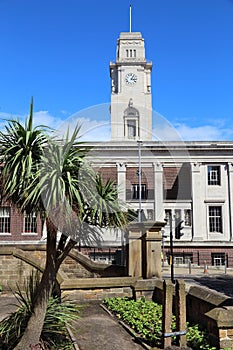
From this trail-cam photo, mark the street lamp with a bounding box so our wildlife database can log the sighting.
[161,229,168,268]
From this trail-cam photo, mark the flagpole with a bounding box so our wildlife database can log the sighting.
[130,5,132,32]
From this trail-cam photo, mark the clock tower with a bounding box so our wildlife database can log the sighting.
[110,31,152,141]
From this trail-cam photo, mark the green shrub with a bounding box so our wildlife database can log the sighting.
[103,297,216,350]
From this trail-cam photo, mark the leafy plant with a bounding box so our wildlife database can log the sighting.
[0,271,79,349]
[186,323,216,350]
[103,297,216,350]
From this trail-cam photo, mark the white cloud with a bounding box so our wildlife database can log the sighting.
[175,123,233,141]
[0,112,20,131]
[0,110,62,131]
[0,109,111,141]
[55,117,111,141]
[152,110,233,141]
[153,115,233,141]
[33,111,63,129]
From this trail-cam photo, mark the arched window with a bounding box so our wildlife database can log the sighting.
[124,101,140,139]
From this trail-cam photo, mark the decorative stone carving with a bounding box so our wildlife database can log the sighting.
[121,41,141,45]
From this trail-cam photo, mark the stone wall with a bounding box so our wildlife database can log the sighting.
[150,279,233,349]
[0,244,124,290]
[1,244,233,348]
[61,277,136,302]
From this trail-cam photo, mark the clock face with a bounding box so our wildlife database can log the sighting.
[125,73,137,85]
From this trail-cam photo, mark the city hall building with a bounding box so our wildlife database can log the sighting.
[87,30,233,268]
[1,29,233,269]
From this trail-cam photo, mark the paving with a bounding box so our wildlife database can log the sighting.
[0,294,19,321]
[0,294,145,350]
[70,301,144,350]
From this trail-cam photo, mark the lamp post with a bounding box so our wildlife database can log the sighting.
[137,140,143,222]
[162,229,167,268]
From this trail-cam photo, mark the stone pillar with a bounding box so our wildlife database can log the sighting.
[127,223,143,278]
[228,163,233,242]
[126,221,165,279]
[117,163,126,201]
[175,279,187,347]
[162,279,173,348]
[191,162,205,240]
[142,221,165,279]
[153,162,164,221]
[205,306,233,349]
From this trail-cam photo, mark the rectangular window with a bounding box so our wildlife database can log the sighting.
[174,209,182,234]
[209,206,222,233]
[127,120,136,138]
[164,209,171,225]
[174,254,193,265]
[208,165,221,185]
[131,184,147,200]
[24,211,37,233]
[211,253,225,266]
[0,207,10,233]
[174,209,181,220]
[89,252,116,264]
[184,209,192,226]
[147,209,154,220]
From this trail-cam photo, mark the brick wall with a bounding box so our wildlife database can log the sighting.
[0,205,42,242]
[94,167,117,184]
[163,167,180,190]
[165,247,233,267]
[164,164,191,200]
[126,167,154,188]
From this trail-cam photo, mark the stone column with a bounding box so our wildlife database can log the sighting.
[153,162,164,221]
[191,162,204,240]
[175,279,187,347]
[162,279,173,348]
[127,223,143,278]
[228,163,233,242]
[117,163,126,202]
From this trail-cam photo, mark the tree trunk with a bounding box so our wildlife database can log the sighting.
[14,218,58,350]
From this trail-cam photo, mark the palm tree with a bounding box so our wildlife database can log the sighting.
[0,100,127,349]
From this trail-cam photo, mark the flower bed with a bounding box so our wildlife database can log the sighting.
[103,297,216,350]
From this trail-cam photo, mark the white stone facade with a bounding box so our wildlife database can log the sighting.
[110,32,152,141]
[86,31,233,267]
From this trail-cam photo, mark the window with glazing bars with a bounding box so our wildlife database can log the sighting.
[127,120,136,138]
[209,206,222,233]
[131,184,147,200]
[24,211,37,233]
[164,209,171,225]
[184,209,192,226]
[208,166,221,185]
[211,253,225,266]
[0,207,10,233]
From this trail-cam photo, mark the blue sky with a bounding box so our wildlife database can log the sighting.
[0,0,233,141]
